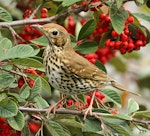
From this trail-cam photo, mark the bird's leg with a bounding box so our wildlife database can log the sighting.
[83,91,96,120]
[46,95,68,118]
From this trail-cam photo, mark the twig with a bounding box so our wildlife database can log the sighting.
[19,107,150,128]
[0,67,27,77]
[0,5,88,27]
[29,0,44,19]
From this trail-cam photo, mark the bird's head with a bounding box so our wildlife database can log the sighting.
[31,23,71,48]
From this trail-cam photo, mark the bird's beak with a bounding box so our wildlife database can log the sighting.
[31,24,43,31]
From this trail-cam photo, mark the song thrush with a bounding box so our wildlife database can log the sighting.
[32,23,139,118]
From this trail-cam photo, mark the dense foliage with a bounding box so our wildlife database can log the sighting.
[0,0,150,135]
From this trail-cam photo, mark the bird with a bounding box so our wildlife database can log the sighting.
[31,23,139,119]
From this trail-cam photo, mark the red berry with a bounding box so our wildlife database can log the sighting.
[86,95,91,104]
[127,16,134,23]
[41,13,48,18]
[28,122,41,134]
[81,1,86,6]
[99,14,106,20]
[18,77,25,88]
[114,41,122,48]
[121,33,128,42]
[111,109,119,114]
[111,30,119,37]
[41,8,48,13]
[135,40,143,47]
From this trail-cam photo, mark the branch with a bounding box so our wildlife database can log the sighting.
[0,67,27,78]
[19,107,150,128]
[0,5,88,27]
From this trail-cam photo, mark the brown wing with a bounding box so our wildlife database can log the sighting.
[62,50,110,81]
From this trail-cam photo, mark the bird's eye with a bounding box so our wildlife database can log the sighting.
[52,31,58,36]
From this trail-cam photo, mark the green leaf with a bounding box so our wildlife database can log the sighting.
[0,99,18,118]
[41,77,51,94]
[56,118,84,128]
[95,60,107,73]
[82,117,102,133]
[12,58,43,68]
[1,44,34,61]
[104,113,132,121]
[19,85,30,99]
[70,35,77,48]
[99,32,111,48]
[133,110,150,119]
[0,38,12,59]
[103,118,132,136]
[7,111,25,131]
[110,4,128,34]
[62,0,81,7]
[29,77,42,100]
[100,89,121,108]
[78,19,96,40]
[30,35,48,46]
[75,41,98,54]
[34,96,49,109]
[21,123,31,136]
[133,13,150,22]
[0,73,15,89]
[127,98,139,115]
[0,7,12,22]
[44,120,68,136]
[116,0,123,9]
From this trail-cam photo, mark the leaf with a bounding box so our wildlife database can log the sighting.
[30,35,48,46]
[110,4,128,34]
[19,85,30,99]
[1,44,34,61]
[127,98,139,115]
[34,96,49,109]
[29,77,42,100]
[0,99,18,118]
[12,58,43,68]
[7,111,25,131]
[104,113,132,121]
[41,77,51,94]
[0,73,15,89]
[82,117,102,133]
[100,89,121,108]
[0,38,12,59]
[62,0,82,7]
[44,120,68,136]
[104,118,132,136]
[78,19,96,40]
[0,7,12,22]
[133,13,150,22]
[75,41,98,54]
[56,118,84,128]
[99,32,111,48]
[95,60,107,73]
[133,110,150,119]
[116,0,123,9]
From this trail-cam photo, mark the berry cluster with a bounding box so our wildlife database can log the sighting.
[0,118,20,136]
[105,16,147,54]
[18,68,44,88]
[19,8,49,43]
[66,90,105,109]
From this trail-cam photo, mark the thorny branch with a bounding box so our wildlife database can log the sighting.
[19,107,150,128]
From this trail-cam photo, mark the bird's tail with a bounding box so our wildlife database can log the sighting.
[110,80,141,96]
